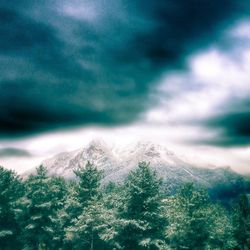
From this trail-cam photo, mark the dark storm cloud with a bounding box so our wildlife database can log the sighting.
[0,147,32,157]
[198,98,250,146]
[0,0,249,137]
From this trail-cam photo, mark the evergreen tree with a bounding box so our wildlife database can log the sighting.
[165,183,236,250]
[233,194,250,250]
[59,181,82,250]
[66,198,118,250]
[118,162,168,250]
[64,162,106,249]
[1,160,248,250]
[20,166,66,249]
[74,161,103,206]
[207,204,236,249]
[48,176,68,249]
[0,166,24,250]
[165,183,211,250]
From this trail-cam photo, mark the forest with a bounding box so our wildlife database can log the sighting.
[0,162,249,250]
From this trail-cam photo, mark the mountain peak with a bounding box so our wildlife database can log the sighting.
[83,138,110,155]
[133,140,175,157]
[88,138,108,149]
[38,140,243,192]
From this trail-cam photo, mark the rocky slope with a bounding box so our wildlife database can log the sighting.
[41,139,247,196]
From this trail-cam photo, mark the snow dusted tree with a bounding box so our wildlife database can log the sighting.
[20,165,67,249]
[165,183,236,250]
[64,162,111,249]
[165,183,211,249]
[207,204,236,249]
[66,198,119,249]
[118,162,168,250]
[60,162,103,235]
[0,160,247,250]
[0,166,24,249]
[233,194,250,250]
[74,161,103,206]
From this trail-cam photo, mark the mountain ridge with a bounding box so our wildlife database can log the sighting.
[37,139,248,199]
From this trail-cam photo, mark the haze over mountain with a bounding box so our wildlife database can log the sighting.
[39,140,247,197]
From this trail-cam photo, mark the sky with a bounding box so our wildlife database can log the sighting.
[0,0,250,173]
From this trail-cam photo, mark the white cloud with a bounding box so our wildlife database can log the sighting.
[1,123,249,174]
[62,3,98,22]
[146,40,250,124]
[190,48,250,93]
[230,20,250,39]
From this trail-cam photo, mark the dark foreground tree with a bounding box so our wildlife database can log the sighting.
[165,183,236,250]
[20,166,67,249]
[62,162,103,238]
[64,162,111,249]
[0,163,247,250]
[233,194,250,250]
[66,198,118,250]
[74,161,103,206]
[0,167,24,250]
[118,162,168,250]
[165,183,211,249]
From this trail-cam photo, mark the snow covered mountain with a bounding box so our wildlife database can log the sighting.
[41,139,246,193]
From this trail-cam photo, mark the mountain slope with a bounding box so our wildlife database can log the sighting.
[41,140,247,197]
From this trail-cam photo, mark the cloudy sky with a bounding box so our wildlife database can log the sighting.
[1,0,250,173]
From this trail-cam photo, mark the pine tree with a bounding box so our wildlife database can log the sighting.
[48,176,68,249]
[20,165,66,249]
[118,162,168,250]
[0,166,24,250]
[64,162,106,249]
[165,183,236,250]
[59,181,82,250]
[233,194,250,250]
[63,162,103,225]
[66,198,118,250]
[165,183,211,250]
[207,204,236,249]
[74,161,103,206]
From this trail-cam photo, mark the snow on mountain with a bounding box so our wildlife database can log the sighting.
[42,139,120,179]
[40,139,244,192]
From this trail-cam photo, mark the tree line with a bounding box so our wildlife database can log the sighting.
[0,162,249,250]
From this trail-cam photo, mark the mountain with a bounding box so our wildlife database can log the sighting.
[40,139,248,198]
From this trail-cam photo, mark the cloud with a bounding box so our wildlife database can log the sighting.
[0,147,32,157]
[0,0,249,137]
[144,23,250,147]
[202,111,250,146]
[1,125,250,174]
